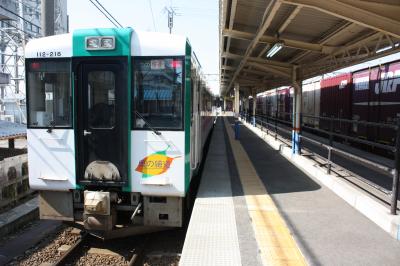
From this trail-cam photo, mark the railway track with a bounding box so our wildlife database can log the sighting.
[7,224,184,266]
[49,231,148,266]
[51,231,90,266]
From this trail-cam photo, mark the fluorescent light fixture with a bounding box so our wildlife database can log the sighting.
[266,42,283,58]
[86,36,115,50]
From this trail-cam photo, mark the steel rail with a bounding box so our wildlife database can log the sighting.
[128,235,150,266]
[53,232,89,266]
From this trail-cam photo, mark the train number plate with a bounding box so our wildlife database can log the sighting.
[36,51,63,57]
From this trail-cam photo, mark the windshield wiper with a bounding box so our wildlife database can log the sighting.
[47,120,56,133]
[135,111,161,135]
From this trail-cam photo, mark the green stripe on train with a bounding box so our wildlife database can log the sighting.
[123,52,133,192]
[72,27,133,192]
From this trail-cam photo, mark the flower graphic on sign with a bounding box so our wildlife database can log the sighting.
[135,146,181,178]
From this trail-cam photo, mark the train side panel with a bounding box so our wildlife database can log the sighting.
[27,129,76,191]
[130,131,185,197]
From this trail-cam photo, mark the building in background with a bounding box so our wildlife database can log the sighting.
[0,0,67,123]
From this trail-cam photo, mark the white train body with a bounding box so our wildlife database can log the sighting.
[25,28,214,235]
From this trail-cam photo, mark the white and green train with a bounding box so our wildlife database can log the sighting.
[25,28,215,237]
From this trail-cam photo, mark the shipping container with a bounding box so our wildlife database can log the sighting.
[302,79,321,127]
[371,61,400,144]
[256,60,400,148]
[352,68,375,140]
[266,89,277,117]
[320,73,352,134]
[276,87,291,121]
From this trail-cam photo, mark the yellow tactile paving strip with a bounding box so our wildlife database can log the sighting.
[224,118,307,266]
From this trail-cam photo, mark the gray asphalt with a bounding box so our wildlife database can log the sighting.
[228,117,400,266]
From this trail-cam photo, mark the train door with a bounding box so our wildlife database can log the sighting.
[75,61,128,186]
[195,81,201,167]
[190,76,200,170]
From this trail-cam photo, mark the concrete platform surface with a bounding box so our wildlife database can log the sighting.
[0,196,38,238]
[229,117,400,265]
[181,117,400,266]
[180,119,243,266]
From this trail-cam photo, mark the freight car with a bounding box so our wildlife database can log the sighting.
[25,28,215,237]
[256,60,400,145]
[256,87,293,121]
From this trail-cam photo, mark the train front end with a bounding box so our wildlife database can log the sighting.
[26,28,191,237]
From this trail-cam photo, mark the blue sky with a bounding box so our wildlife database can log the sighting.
[68,0,219,94]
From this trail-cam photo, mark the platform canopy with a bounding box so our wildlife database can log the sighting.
[219,0,400,95]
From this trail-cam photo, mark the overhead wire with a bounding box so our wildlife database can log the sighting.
[89,0,121,28]
[93,0,124,28]
[0,5,41,29]
[88,0,123,28]
[148,0,157,31]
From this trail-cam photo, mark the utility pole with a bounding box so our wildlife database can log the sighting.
[41,0,55,36]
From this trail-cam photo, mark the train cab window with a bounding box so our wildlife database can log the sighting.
[87,71,116,129]
[133,58,183,130]
[27,60,71,128]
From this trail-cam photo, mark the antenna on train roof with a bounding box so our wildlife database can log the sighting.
[163,6,180,34]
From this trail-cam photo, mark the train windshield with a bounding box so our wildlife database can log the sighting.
[133,57,183,130]
[27,60,71,128]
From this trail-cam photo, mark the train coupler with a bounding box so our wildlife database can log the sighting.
[83,191,116,231]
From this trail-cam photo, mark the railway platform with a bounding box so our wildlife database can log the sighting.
[180,117,400,266]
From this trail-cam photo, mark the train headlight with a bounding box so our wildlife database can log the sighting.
[85,36,115,50]
[101,37,115,49]
[86,37,100,49]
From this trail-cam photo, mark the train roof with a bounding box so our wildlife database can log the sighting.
[25,28,188,58]
[131,30,187,56]
[25,33,73,58]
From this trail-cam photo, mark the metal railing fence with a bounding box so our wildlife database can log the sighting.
[239,111,400,215]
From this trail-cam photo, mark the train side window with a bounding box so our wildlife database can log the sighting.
[27,60,71,128]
